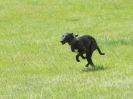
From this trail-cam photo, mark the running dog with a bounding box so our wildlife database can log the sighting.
[60,33,105,67]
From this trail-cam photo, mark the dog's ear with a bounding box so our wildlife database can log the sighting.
[75,34,78,37]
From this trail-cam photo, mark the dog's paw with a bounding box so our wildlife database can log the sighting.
[85,64,88,67]
[82,57,86,59]
[76,60,80,62]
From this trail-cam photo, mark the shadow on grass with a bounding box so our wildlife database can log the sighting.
[81,65,107,72]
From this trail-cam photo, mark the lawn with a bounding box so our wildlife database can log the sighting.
[0,0,133,99]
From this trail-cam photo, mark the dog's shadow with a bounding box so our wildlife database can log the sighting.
[81,65,106,72]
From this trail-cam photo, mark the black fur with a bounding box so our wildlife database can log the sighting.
[60,33,105,67]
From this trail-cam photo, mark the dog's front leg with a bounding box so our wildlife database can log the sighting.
[80,53,86,59]
[71,46,75,52]
[76,53,80,62]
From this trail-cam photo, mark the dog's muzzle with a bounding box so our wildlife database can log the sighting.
[60,41,65,45]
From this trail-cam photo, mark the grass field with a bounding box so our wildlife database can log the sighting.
[0,0,133,99]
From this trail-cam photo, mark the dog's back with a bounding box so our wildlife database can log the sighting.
[77,35,97,49]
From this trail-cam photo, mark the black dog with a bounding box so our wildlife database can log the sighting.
[60,33,105,67]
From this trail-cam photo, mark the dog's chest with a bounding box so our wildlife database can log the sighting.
[73,41,86,52]
[74,49,79,53]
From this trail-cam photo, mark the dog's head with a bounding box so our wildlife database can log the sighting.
[60,33,77,45]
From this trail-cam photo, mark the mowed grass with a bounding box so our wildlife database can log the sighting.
[0,0,133,98]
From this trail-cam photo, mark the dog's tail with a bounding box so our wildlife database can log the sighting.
[97,46,105,55]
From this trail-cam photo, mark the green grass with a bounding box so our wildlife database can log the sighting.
[0,0,133,98]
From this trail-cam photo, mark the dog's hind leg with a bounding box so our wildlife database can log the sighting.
[85,57,93,67]
[85,51,94,67]
[86,56,94,67]
[85,44,95,67]
[85,63,89,67]
[80,54,86,59]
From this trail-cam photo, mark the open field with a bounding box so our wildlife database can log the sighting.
[0,0,133,98]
